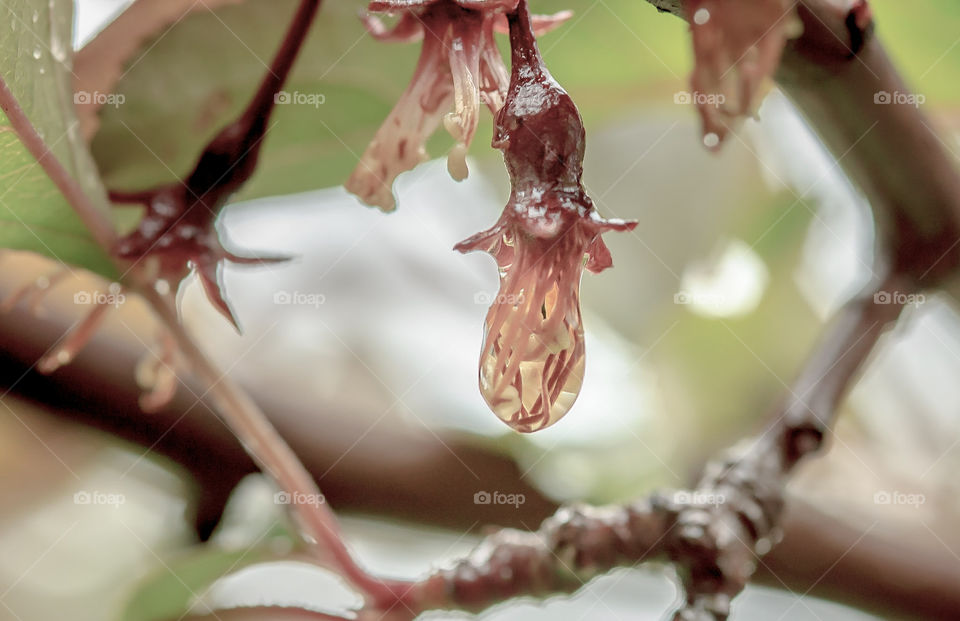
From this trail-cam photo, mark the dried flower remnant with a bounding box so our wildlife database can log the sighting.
[686,0,797,148]
[109,0,321,329]
[455,0,636,433]
[347,0,571,211]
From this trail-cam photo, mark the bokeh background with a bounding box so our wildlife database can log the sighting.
[1,0,960,619]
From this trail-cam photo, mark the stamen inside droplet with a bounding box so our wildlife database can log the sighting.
[478,271,585,433]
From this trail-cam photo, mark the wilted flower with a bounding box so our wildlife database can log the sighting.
[686,0,798,148]
[455,0,635,433]
[346,0,571,211]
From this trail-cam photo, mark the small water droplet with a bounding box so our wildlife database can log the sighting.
[703,132,720,148]
[755,536,772,555]
[32,48,42,60]
[693,8,711,25]
[50,36,67,62]
[154,279,171,296]
[31,10,39,24]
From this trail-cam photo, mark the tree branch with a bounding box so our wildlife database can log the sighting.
[383,277,909,619]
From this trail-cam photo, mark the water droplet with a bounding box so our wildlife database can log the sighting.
[50,36,67,62]
[478,281,586,433]
[31,10,39,24]
[32,48,42,60]
[703,132,720,149]
[693,8,711,25]
[154,279,171,296]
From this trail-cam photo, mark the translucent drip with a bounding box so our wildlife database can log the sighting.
[477,243,586,433]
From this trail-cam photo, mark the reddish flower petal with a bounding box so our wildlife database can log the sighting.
[478,16,510,111]
[492,10,573,36]
[368,0,436,11]
[687,0,794,148]
[444,12,484,180]
[361,12,424,42]
[344,16,454,210]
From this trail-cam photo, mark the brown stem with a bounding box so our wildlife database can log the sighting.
[776,0,960,283]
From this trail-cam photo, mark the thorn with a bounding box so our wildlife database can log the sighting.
[137,330,179,413]
[195,257,242,333]
[38,301,112,373]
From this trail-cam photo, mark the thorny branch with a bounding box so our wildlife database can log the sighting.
[1,0,409,610]
[107,0,323,329]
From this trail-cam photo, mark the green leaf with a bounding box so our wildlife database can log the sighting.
[121,530,293,621]
[88,0,688,203]
[0,0,116,278]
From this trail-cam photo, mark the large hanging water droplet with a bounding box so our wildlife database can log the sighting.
[32,48,42,60]
[478,281,586,433]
